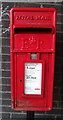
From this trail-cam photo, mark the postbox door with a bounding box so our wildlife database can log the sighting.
[15,53,46,109]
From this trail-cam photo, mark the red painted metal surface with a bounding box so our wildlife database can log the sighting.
[10,8,56,111]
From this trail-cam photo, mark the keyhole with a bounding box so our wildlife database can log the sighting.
[20,80,22,82]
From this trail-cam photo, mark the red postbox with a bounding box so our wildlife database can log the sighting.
[10,8,56,111]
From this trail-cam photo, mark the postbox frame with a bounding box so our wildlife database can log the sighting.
[10,8,56,111]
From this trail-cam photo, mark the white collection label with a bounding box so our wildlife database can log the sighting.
[24,63,42,95]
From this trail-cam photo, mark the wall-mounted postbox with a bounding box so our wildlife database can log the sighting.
[10,8,56,111]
